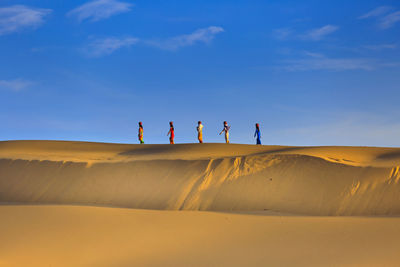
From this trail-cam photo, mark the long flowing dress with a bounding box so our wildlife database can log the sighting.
[169,127,175,144]
[222,125,230,144]
[138,127,144,144]
[255,129,261,145]
[197,124,203,143]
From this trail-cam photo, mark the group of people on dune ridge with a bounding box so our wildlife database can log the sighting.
[138,121,262,145]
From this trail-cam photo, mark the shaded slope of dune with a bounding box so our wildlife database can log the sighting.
[1,141,400,215]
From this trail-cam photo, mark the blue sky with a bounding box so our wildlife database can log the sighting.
[1,0,400,146]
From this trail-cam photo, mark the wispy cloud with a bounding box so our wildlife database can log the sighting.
[273,28,292,40]
[0,79,33,91]
[303,51,325,58]
[67,0,133,23]
[86,37,139,57]
[0,5,52,35]
[283,58,374,71]
[363,44,397,50]
[275,25,339,41]
[280,52,375,72]
[84,26,224,57]
[301,25,339,41]
[380,11,400,29]
[358,6,392,19]
[146,26,224,50]
[359,6,400,29]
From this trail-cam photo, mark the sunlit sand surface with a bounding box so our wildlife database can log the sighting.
[1,140,400,266]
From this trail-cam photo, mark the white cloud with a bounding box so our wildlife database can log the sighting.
[358,6,392,19]
[363,44,397,50]
[67,0,133,22]
[303,51,325,58]
[301,25,339,41]
[0,79,33,91]
[280,53,375,72]
[380,62,400,68]
[358,6,400,29]
[283,57,374,71]
[279,51,400,72]
[273,28,292,40]
[87,37,138,57]
[379,11,400,29]
[0,5,52,35]
[146,26,224,50]
[84,26,224,57]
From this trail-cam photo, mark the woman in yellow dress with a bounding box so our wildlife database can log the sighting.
[197,121,203,143]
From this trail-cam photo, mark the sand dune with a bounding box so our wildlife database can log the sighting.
[2,140,400,266]
[1,140,400,215]
[2,205,400,267]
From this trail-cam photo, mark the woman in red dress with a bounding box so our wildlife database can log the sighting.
[167,121,175,144]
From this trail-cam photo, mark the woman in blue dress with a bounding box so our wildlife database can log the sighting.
[254,123,261,145]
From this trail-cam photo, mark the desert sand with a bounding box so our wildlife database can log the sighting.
[1,140,400,266]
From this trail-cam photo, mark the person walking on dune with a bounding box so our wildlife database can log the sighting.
[219,121,230,144]
[197,121,204,143]
[167,121,175,144]
[138,122,144,144]
[254,123,261,145]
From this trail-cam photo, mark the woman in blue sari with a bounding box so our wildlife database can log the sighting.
[254,123,261,145]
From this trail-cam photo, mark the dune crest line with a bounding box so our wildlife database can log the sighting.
[1,141,400,216]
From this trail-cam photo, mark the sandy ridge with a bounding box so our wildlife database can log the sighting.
[1,141,400,215]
